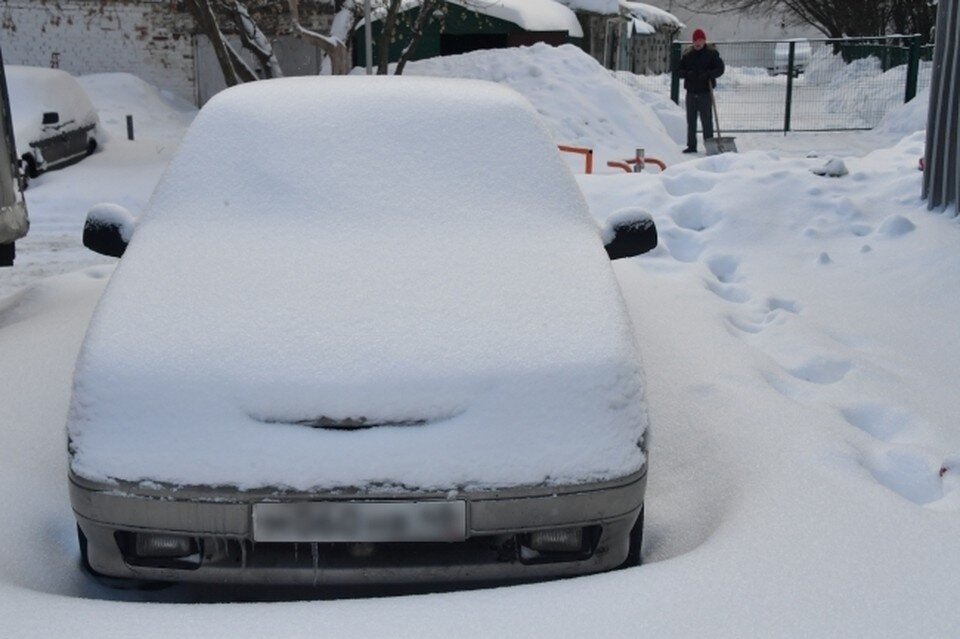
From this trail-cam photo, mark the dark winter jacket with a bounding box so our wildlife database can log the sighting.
[678,45,725,94]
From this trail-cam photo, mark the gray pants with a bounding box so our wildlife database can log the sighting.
[686,92,714,150]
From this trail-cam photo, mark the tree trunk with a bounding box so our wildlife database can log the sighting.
[186,0,242,86]
[232,1,283,78]
[395,0,441,75]
[377,0,403,75]
[288,0,351,75]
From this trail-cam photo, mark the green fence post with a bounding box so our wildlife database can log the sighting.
[783,41,795,134]
[670,41,681,105]
[905,34,921,103]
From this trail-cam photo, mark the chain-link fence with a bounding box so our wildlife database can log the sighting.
[664,36,933,133]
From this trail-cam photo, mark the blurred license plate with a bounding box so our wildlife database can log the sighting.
[252,500,467,542]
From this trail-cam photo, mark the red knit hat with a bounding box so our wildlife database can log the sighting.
[692,28,706,42]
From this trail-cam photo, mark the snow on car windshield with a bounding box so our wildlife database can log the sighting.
[67,77,648,492]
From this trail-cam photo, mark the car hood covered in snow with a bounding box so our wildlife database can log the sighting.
[67,77,648,492]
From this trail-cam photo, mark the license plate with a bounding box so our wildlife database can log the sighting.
[252,500,467,542]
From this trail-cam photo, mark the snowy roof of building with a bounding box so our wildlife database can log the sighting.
[359,0,584,38]
[555,0,683,34]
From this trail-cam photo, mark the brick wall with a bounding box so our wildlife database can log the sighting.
[2,0,198,103]
[1,1,337,105]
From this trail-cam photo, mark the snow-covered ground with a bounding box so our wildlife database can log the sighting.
[3,45,959,637]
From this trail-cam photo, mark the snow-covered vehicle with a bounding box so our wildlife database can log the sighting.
[70,77,657,586]
[770,40,812,76]
[6,66,99,183]
[0,57,28,266]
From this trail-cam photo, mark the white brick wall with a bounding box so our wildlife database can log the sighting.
[1,0,198,103]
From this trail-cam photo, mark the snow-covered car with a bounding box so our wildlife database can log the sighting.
[770,40,812,76]
[70,77,657,586]
[6,66,99,182]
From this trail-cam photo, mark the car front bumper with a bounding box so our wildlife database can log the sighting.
[71,468,646,585]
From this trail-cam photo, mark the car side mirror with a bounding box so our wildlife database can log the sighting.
[602,209,658,260]
[42,111,60,125]
[83,203,136,258]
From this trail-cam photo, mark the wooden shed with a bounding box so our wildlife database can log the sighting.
[562,1,682,74]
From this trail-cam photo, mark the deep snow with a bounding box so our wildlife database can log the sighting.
[1,44,959,637]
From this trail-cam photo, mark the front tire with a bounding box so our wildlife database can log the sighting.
[21,154,38,179]
[0,242,13,267]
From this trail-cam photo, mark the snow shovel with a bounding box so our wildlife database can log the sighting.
[705,86,737,156]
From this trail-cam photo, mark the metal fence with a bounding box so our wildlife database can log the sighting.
[668,36,933,133]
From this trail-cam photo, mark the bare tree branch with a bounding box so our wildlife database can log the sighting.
[231,0,283,78]
[700,0,934,42]
[186,0,242,86]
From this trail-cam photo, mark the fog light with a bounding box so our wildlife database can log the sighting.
[134,533,195,558]
[527,527,584,552]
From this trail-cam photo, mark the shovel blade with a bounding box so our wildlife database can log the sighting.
[705,136,737,155]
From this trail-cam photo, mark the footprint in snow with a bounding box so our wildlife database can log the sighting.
[835,198,863,220]
[787,356,852,385]
[669,198,723,232]
[839,402,922,443]
[725,295,800,334]
[765,296,800,314]
[707,255,740,283]
[695,153,741,173]
[725,313,765,334]
[660,227,704,263]
[660,173,718,197]
[707,280,751,303]
[760,370,818,402]
[849,223,873,237]
[862,446,945,506]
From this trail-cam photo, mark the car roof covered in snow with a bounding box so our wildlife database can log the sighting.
[67,77,647,492]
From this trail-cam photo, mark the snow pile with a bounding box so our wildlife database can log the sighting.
[67,76,647,491]
[405,43,682,166]
[810,157,848,177]
[876,87,929,135]
[610,70,686,144]
[77,73,195,143]
[804,48,933,127]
